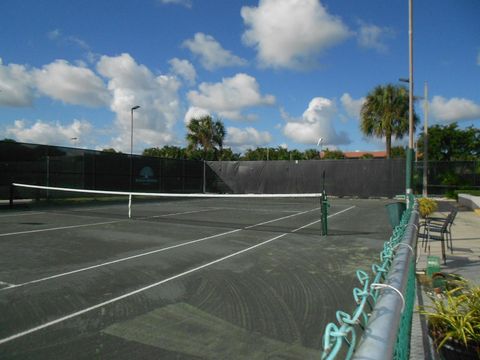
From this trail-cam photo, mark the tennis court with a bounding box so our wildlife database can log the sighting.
[0,195,392,359]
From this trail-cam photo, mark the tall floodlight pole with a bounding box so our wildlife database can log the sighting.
[317,138,323,159]
[129,105,140,218]
[406,0,414,205]
[423,81,428,197]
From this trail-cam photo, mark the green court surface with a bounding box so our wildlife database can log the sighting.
[0,198,392,359]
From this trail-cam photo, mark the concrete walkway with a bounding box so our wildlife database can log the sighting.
[410,200,480,359]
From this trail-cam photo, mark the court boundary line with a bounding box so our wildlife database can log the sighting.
[0,212,45,218]
[1,228,243,291]
[0,220,123,237]
[0,208,217,237]
[0,281,15,288]
[0,205,355,346]
[0,207,318,291]
[292,205,356,232]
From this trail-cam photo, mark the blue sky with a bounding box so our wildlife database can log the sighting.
[1,0,479,154]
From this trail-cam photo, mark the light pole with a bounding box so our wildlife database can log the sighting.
[423,81,428,197]
[406,0,414,204]
[70,137,78,147]
[317,138,323,159]
[129,105,140,218]
[400,77,428,198]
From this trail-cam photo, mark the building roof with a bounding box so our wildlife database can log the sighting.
[343,151,387,159]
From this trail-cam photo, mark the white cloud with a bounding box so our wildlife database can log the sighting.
[0,58,34,107]
[183,33,247,70]
[47,29,97,63]
[340,93,365,119]
[158,0,192,8]
[225,126,272,151]
[241,0,350,69]
[430,96,480,122]
[6,119,92,145]
[33,60,110,107]
[184,106,210,124]
[169,58,196,86]
[283,97,350,145]
[187,73,275,120]
[97,53,182,152]
[47,29,61,40]
[356,20,394,53]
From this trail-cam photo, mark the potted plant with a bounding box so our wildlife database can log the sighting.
[418,197,438,218]
[420,279,480,359]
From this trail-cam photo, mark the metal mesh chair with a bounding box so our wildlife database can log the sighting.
[417,207,457,264]
[422,208,457,252]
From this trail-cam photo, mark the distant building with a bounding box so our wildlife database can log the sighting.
[320,150,387,159]
[344,151,387,159]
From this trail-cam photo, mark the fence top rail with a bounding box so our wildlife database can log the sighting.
[351,205,419,360]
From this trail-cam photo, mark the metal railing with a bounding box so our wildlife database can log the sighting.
[321,197,419,359]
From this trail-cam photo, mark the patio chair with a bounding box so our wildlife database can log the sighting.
[420,208,457,254]
[418,214,450,264]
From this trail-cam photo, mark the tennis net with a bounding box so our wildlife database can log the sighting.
[9,183,325,223]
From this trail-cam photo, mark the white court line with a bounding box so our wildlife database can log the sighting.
[0,205,348,291]
[0,208,216,237]
[0,232,288,345]
[0,207,311,291]
[148,208,216,218]
[0,220,123,237]
[0,205,356,346]
[0,281,15,288]
[244,208,319,229]
[0,212,45,218]
[213,206,299,213]
[291,205,356,232]
[2,228,242,291]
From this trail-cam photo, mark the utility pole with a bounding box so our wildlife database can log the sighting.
[423,81,428,197]
[406,0,414,204]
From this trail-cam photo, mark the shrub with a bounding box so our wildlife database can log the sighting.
[418,197,438,218]
[419,279,480,356]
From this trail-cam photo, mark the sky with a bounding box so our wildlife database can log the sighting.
[1,0,479,155]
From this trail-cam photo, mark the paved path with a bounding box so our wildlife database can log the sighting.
[410,201,480,359]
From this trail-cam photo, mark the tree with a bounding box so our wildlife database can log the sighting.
[242,147,268,160]
[360,84,419,158]
[186,116,226,160]
[143,146,186,159]
[417,123,480,161]
[218,148,240,161]
[304,148,320,160]
[391,146,406,158]
[101,148,119,153]
[322,149,345,159]
[289,149,303,160]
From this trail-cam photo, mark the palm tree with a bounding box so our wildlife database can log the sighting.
[360,84,419,158]
[186,116,226,160]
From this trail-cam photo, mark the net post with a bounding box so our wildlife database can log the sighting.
[320,170,328,236]
[321,192,328,236]
[203,160,206,193]
[128,194,132,218]
[9,183,14,208]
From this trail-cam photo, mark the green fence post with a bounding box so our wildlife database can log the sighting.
[321,194,329,235]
